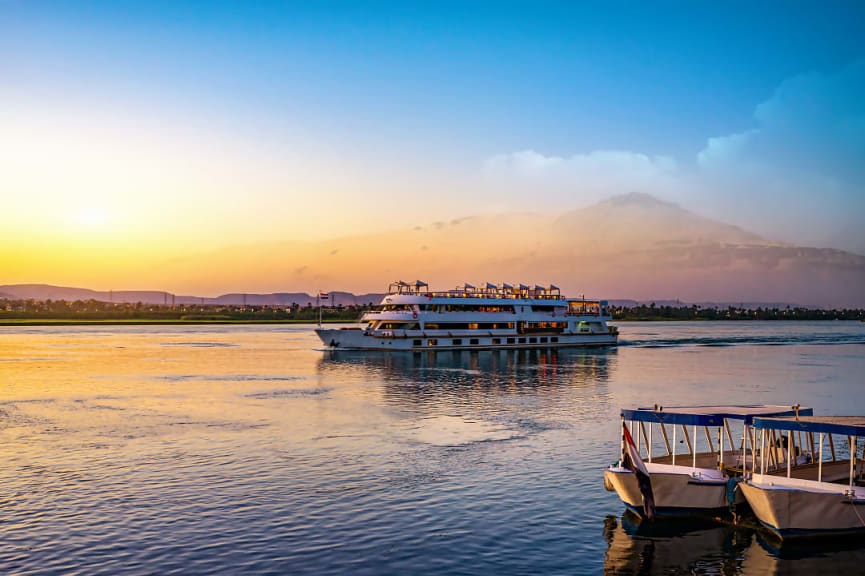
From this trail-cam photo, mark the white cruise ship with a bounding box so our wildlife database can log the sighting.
[315,281,618,350]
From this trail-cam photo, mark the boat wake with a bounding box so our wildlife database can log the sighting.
[621,333,865,348]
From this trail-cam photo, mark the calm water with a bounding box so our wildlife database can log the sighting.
[1,321,864,575]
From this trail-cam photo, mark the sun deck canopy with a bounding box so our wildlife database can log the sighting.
[622,405,813,427]
[753,416,865,437]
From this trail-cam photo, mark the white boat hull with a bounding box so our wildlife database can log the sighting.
[740,476,865,537]
[315,327,617,350]
[604,464,737,517]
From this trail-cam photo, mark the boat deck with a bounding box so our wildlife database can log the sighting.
[646,452,860,484]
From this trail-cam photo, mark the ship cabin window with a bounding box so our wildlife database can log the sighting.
[531,305,558,313]
[551,337,559,343]
[382,304,412,311]
[379,322,415,330]
[452,339,462,345]
[413,339,422,346]
[519,321,567,334]
[469,338,479,345]
[507,338,515,344]
[435,304,515,313]
[518,337,526,344]
[492,338,501,345]
[427,339,438,346]
[419,322,513,330]
[529,337,537,344]
[540,337,548,343]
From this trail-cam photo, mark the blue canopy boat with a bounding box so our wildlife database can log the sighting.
[604,404,813,518]
[740,415,865,538]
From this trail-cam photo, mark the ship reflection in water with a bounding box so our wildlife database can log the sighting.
[603,510,865,575]
[318,347,615,408]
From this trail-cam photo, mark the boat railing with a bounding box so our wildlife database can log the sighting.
[386,281,568,301]
[565,310,601,317]
[419,290,567,301]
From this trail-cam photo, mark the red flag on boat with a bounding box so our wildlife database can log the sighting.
[623,423,656,519]
[319,292,329,301]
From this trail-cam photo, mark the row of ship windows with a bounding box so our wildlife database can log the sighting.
[381,304,561,313]
[413,336,560,347]
[378,321,569,330]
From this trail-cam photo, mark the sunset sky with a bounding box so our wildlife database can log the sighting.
[2,1,864,293]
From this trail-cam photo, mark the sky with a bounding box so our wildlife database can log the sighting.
[1,1,864,291]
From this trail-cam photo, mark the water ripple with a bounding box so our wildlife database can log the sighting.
[0,322,863,574]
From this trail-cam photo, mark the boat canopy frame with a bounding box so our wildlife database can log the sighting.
[752,416,865,485]
[753,416,865,438]
[622,405,813,427]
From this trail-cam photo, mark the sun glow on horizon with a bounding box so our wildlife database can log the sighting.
[73,207,111,228]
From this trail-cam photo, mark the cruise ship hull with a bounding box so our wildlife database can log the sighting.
[315,327,617,350]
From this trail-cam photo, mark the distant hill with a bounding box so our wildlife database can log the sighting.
[0,284,810,310]
[5,194,864,308]
[138,192,865,308]
[0,284,385,307]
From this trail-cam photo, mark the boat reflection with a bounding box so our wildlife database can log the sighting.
[743,529,865,574]
[603,510,865,575]
[603,510,753,575]
[320,346,612,389]
[317,348,616,414]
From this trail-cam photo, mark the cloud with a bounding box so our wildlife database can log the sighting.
[695,59,865,253]
[697,130,759,170]
[485,60,865,254]
[701,60,865,175]
[483,149,679,204]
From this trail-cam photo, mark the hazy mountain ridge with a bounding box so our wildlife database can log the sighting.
[6,194,864,307]
[0,284,811,310]
[0,285,384,307]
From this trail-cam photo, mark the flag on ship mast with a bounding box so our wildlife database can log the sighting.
[317,291,329,327]
[622,423,656,519]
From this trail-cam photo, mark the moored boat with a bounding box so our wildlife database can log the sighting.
[604,404,813,518]
[740,416,865,538]
[315,280,617,350]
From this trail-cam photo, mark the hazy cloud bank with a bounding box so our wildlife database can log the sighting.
[485,61,865,254]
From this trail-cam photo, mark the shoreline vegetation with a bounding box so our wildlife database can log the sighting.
[0,299,862,325]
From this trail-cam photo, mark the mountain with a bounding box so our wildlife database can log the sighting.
[0,284,803,310]
[0,284,385,307]
[5,194,863,308]
[138,193,865,308]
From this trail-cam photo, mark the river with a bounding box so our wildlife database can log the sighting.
[1,321,863,574]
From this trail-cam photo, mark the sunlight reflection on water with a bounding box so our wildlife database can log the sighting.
[0,321,864,574]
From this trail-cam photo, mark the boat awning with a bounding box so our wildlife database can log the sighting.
[622,405,814,427]
[753,416,865,437]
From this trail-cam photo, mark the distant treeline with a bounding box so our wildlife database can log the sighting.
[0,298,369,322]
[0,298,862,322]
[611,303,865,321]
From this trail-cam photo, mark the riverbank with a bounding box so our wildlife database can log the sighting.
[0,318,353,326]
[1,317,862,326]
